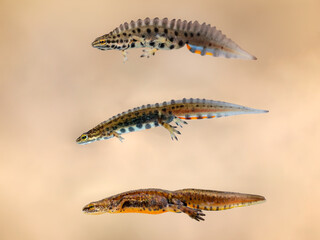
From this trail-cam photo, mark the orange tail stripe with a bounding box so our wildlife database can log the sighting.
[178,116,215,120]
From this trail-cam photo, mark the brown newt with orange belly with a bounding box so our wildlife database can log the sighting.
[83,188,266,221]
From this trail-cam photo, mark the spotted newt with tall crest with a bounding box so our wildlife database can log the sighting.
[92,17,257,61]
[83,188,265,221]
[76,98,268,144]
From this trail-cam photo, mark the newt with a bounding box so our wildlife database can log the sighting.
[83,188,266,221]
[76,98,268,144]
[92,17,256,61]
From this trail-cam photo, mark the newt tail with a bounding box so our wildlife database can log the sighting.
[92,17,256,61]
[83,188,266,221]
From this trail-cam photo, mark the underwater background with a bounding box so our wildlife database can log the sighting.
[0,0,319,239]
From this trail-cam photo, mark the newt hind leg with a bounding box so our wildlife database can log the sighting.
[166,204,205,221]
[158,121,181,141]
[158,113,186,141]
[140,35,174,58]
[174,116,188,128]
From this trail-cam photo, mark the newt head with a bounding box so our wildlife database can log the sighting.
[91,35,112,50]
[76,128,111,145]
[82,202,106,215]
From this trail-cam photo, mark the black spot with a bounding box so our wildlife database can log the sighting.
[145,123,151,129]
[184,32,188,37]
[159,43,165,48]
[137,28,141,33]
[106,45,110,48]
[164,29,168,34]
[128,34,132,37]
[169,45,175,49]
[197,204,200,209]
[154,27,158,33]
[117,34,120,37]
[122,44,126,48]
[169,37,174,42]
[131,42,135,48]
[132,30,136,33]
[197,32,200,36]
[190,33,194,37]
[107,40,110,43]
[154,122,159,127]
[120,39,123,43]
[147,28,151,34]
[116,39,119,43]
[174,31,178,36]
[113,36,116,39]
[141,35,145,38]
[178,40,184,47]
[128,127,135,132]
[161,108,167,112]
[136,123,143,129]
[149,41,155,47]
[123,33,127,36]
[120,128,126,133]
[209,43,212,46]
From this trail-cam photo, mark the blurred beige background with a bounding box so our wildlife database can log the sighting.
[1,0,319,239]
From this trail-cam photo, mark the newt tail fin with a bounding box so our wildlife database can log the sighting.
[186,44,257,60]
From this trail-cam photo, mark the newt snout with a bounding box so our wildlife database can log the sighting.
[82,202,105,215]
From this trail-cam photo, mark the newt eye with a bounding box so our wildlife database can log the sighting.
[81,134,88,140]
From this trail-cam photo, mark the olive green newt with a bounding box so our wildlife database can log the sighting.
[76,98,268,144]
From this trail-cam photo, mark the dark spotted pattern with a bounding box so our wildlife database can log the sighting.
[77,98,267,144]
[91,17,256,60]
